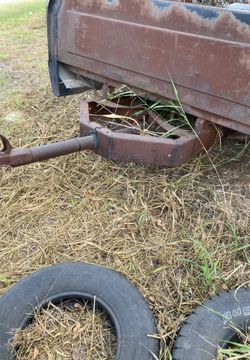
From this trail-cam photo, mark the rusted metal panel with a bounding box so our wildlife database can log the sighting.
[1,0,249,168]
[48,0,250,134]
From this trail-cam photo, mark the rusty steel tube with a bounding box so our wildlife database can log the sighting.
[0,135,95,167]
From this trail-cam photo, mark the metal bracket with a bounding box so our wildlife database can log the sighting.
[0,134,13,155]
[80,97,220,167]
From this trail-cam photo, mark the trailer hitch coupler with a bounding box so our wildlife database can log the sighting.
[0,134,95,167]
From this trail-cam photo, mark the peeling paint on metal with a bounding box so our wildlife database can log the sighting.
[104,0,119,5]
[49,0,250,134]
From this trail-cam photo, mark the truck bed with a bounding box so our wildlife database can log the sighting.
[47,0,250,134]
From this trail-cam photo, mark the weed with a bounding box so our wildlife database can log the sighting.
[218,330,250,360]
[0,274,9,288]
[138,209,149,224]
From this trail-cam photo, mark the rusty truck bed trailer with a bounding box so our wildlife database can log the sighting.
[48,0,250,134]
[0,0,249,168]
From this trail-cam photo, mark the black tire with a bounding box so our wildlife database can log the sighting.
[173,288,250,360]
[0,263,159,360]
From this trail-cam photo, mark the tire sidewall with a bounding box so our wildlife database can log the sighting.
[173,289,250,360]
[0,263,159,360]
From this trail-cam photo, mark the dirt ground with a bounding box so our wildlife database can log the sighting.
[0,1,249,359]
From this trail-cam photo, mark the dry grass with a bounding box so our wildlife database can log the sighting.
[0,1,249,359]
[13,300,116,360]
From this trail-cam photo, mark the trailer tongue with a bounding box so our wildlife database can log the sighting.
[0,0,249,168]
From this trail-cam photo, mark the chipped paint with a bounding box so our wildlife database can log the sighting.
[105,0,119,4]
[49,0,250,134]
[70,0,250,42]
[240,53,250,71]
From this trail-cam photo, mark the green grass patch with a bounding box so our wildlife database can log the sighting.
[0,274,9,288]
[0,0,47,96]
[0,52,9,61]
[0,73,9,88]
[0,0,45,29]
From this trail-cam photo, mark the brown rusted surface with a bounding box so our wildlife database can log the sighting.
[2,0,249,168]
[0,134,95,167]
[53,0,250,134]
[80,98,218,167]
[0,95,218,167]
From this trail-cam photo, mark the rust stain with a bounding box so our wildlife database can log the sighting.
[212,11,250,42]
[55,0,250,134]
[240,53,250,71]
[139,3,250,43]
[70,0,250,42]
